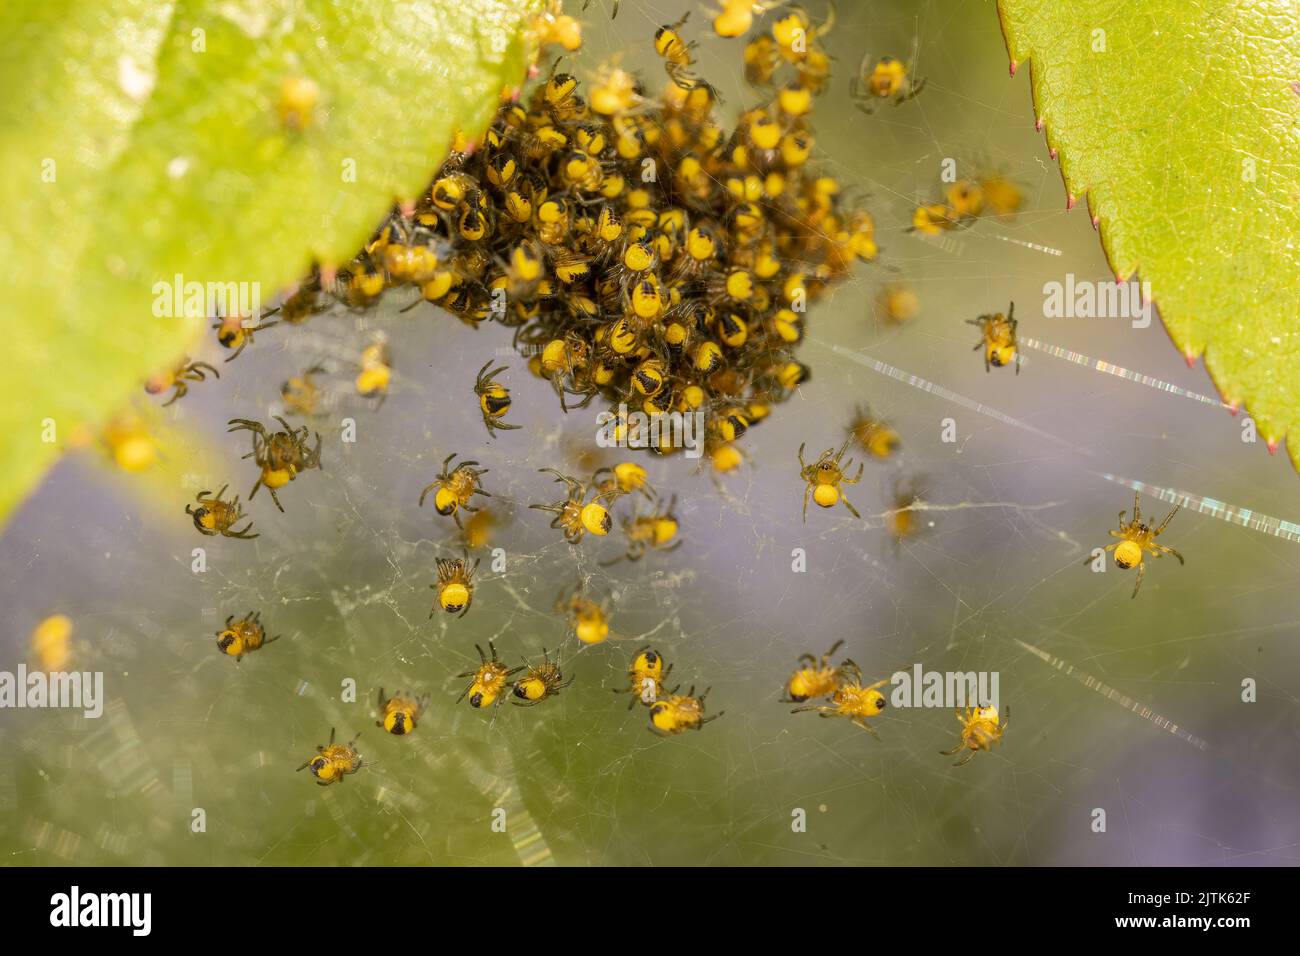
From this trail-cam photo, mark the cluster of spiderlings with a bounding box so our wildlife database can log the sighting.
[910,175,1024,235]
[313,10,878,470]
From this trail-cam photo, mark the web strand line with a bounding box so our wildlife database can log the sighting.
[813,340,1300,545]
[1014,639,1210,751]
[1018,336,1231,410]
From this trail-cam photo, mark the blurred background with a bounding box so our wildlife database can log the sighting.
[2,0,1298,866]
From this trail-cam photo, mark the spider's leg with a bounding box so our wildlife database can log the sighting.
[840,493,861,519]
[1132,491,1141,525]
[802,483,812,523]
[939,743,963,756]
[851,718,881,740]
[268,486,284,513]
[953,750,976,767]
[1130,560,1146,598]
[790,704,831,715]
[1154,544,1185,565]
[1155,504,1180,534]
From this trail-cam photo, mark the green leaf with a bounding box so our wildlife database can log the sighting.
[0,0,539,526]
[997,0,1300,470]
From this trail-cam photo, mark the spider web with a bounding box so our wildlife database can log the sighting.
[2,0,1299,866]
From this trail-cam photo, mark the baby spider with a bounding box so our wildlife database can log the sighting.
[457,641,523,709]
[1086,492,1184,598]
[798,440,863,521]
[709,0,782,38]
[655,13,717,98]
[557,584,612,645]
[512,648,575,705]
[851,49,926,113]
[215,610,279,662]
[885,475,927,548]
[296,727,362,786]
[616,646,672,709]
[281,364,327,417]
[966,301,1020,373]
[419,453,491,527]
[593,461,655,499]
[473,361,521,435]
[213,314,278,362]
[227,416,323,512]
[356,340,393,407]
[530,468,621,542]
[431,555,480,618]
[459,508,500,551]
[145,357,219,407]
[604,494,681,564]
[847,404,901,461]
[186,485,259,539]
[791,666,890,739]
[376,688,429,736]
[649,685,723,736]
[940,705,1009,766]
[781,639,850,703]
